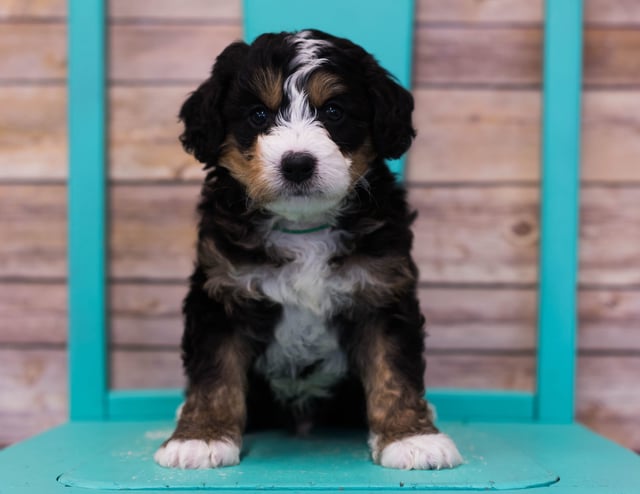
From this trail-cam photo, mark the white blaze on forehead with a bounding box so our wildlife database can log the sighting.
[281,31,331,124]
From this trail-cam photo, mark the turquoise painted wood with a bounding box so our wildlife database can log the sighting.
[67,0,108,421]
[536,0,584,423]
[2,0,640,492]
[57,424,559,491]
[243,0,414,178]
[2,421,640,493]
[107,389,535,422]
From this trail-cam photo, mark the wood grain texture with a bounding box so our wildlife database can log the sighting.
[3,23,640,87]
[109,0,241,21]
[108,184,199,280]
[580,91,640,183]
[417,0,543,23]
[415,26,542,87]
[6,87,640,183]
[407,89,541,183]
[0,0,65,18]
[2,350,640,448]
[0,23,66,80]
[3,282,640,353]
[579,187,640,286]
[3,184,640,286]
[577,356,640,449]
[108,86,202,181]
[4,0,640,25]
[0,284,67,344]
[585,29,640,87]
[418,0,640,25]
[0,185,67,279]
[108,24,241,83]
[0,349,67,446]
[410,186,540,284]
[585,0,640,24]
[0,86,67,180]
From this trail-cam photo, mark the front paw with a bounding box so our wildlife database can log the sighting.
[154,438,240,469]
[370,433,463,470]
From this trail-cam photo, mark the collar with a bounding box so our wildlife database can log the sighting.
[272,223,332,235]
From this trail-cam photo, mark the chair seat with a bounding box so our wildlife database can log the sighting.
[1,421,639,493]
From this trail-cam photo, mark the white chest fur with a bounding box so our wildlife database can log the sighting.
[250,228,352,408]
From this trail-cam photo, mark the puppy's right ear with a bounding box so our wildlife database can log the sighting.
[179,41,249,167]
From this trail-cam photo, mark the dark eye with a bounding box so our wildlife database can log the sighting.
[321,103,344,122]
[249,106,270,128]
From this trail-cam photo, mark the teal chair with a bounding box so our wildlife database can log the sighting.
[1,0,639,492]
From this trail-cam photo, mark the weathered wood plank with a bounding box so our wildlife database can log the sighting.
[0,284,67,344]
[417,0,543,23]
[0,86,67,180]
[4,280,640,353]
[407,89,541,183]
[418,0,640,25]
[0,185,67,279]
[3,185,640,286]
[108,24,241,82]
[585,0,640,24]
[0,23,66,80]
[4,87,640,184]
[110,282,185,347]
[109,0,241,21]
[577,356,640,449]
[4,23,640,87]
[579,187,640,286]
[108,86,202,181]
[579,91,640,183]
[411,186,540,283]
[585,29,640,87]
[579,290,640,351]
[5,0,639,26]
[0,0,65,18]
[108,184,199,280]
[0,348,67,446]
[3,348,640,450]
[415,26,542,87]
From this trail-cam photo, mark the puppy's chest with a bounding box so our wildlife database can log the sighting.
[251,229,352,405]
[256,229,354,314]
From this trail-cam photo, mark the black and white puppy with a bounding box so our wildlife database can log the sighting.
[154,29,462,471]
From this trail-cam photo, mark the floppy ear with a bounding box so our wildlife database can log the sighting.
[179,41,249,167]
[365,58,416,160]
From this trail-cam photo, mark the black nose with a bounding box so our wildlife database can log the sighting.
[280,152,316,184]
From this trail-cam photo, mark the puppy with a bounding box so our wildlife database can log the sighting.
[154,29,462,471]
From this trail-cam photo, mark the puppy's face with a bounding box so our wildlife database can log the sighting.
[180,30,415,220]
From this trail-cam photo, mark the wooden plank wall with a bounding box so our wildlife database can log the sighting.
[1,0,639,450]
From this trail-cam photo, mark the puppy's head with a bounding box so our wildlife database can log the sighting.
[180,29,415,221]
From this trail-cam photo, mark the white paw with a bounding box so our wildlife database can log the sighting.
[371,433,463,470]
[154,439,240,469]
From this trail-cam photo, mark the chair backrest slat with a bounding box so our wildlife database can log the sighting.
[536,0,584,423]
[68,0,108,420]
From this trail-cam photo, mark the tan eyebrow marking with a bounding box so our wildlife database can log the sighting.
[307,71,347,108]
[249,67,284,110]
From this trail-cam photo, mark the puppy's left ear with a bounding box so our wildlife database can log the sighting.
[365,59,416,160]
